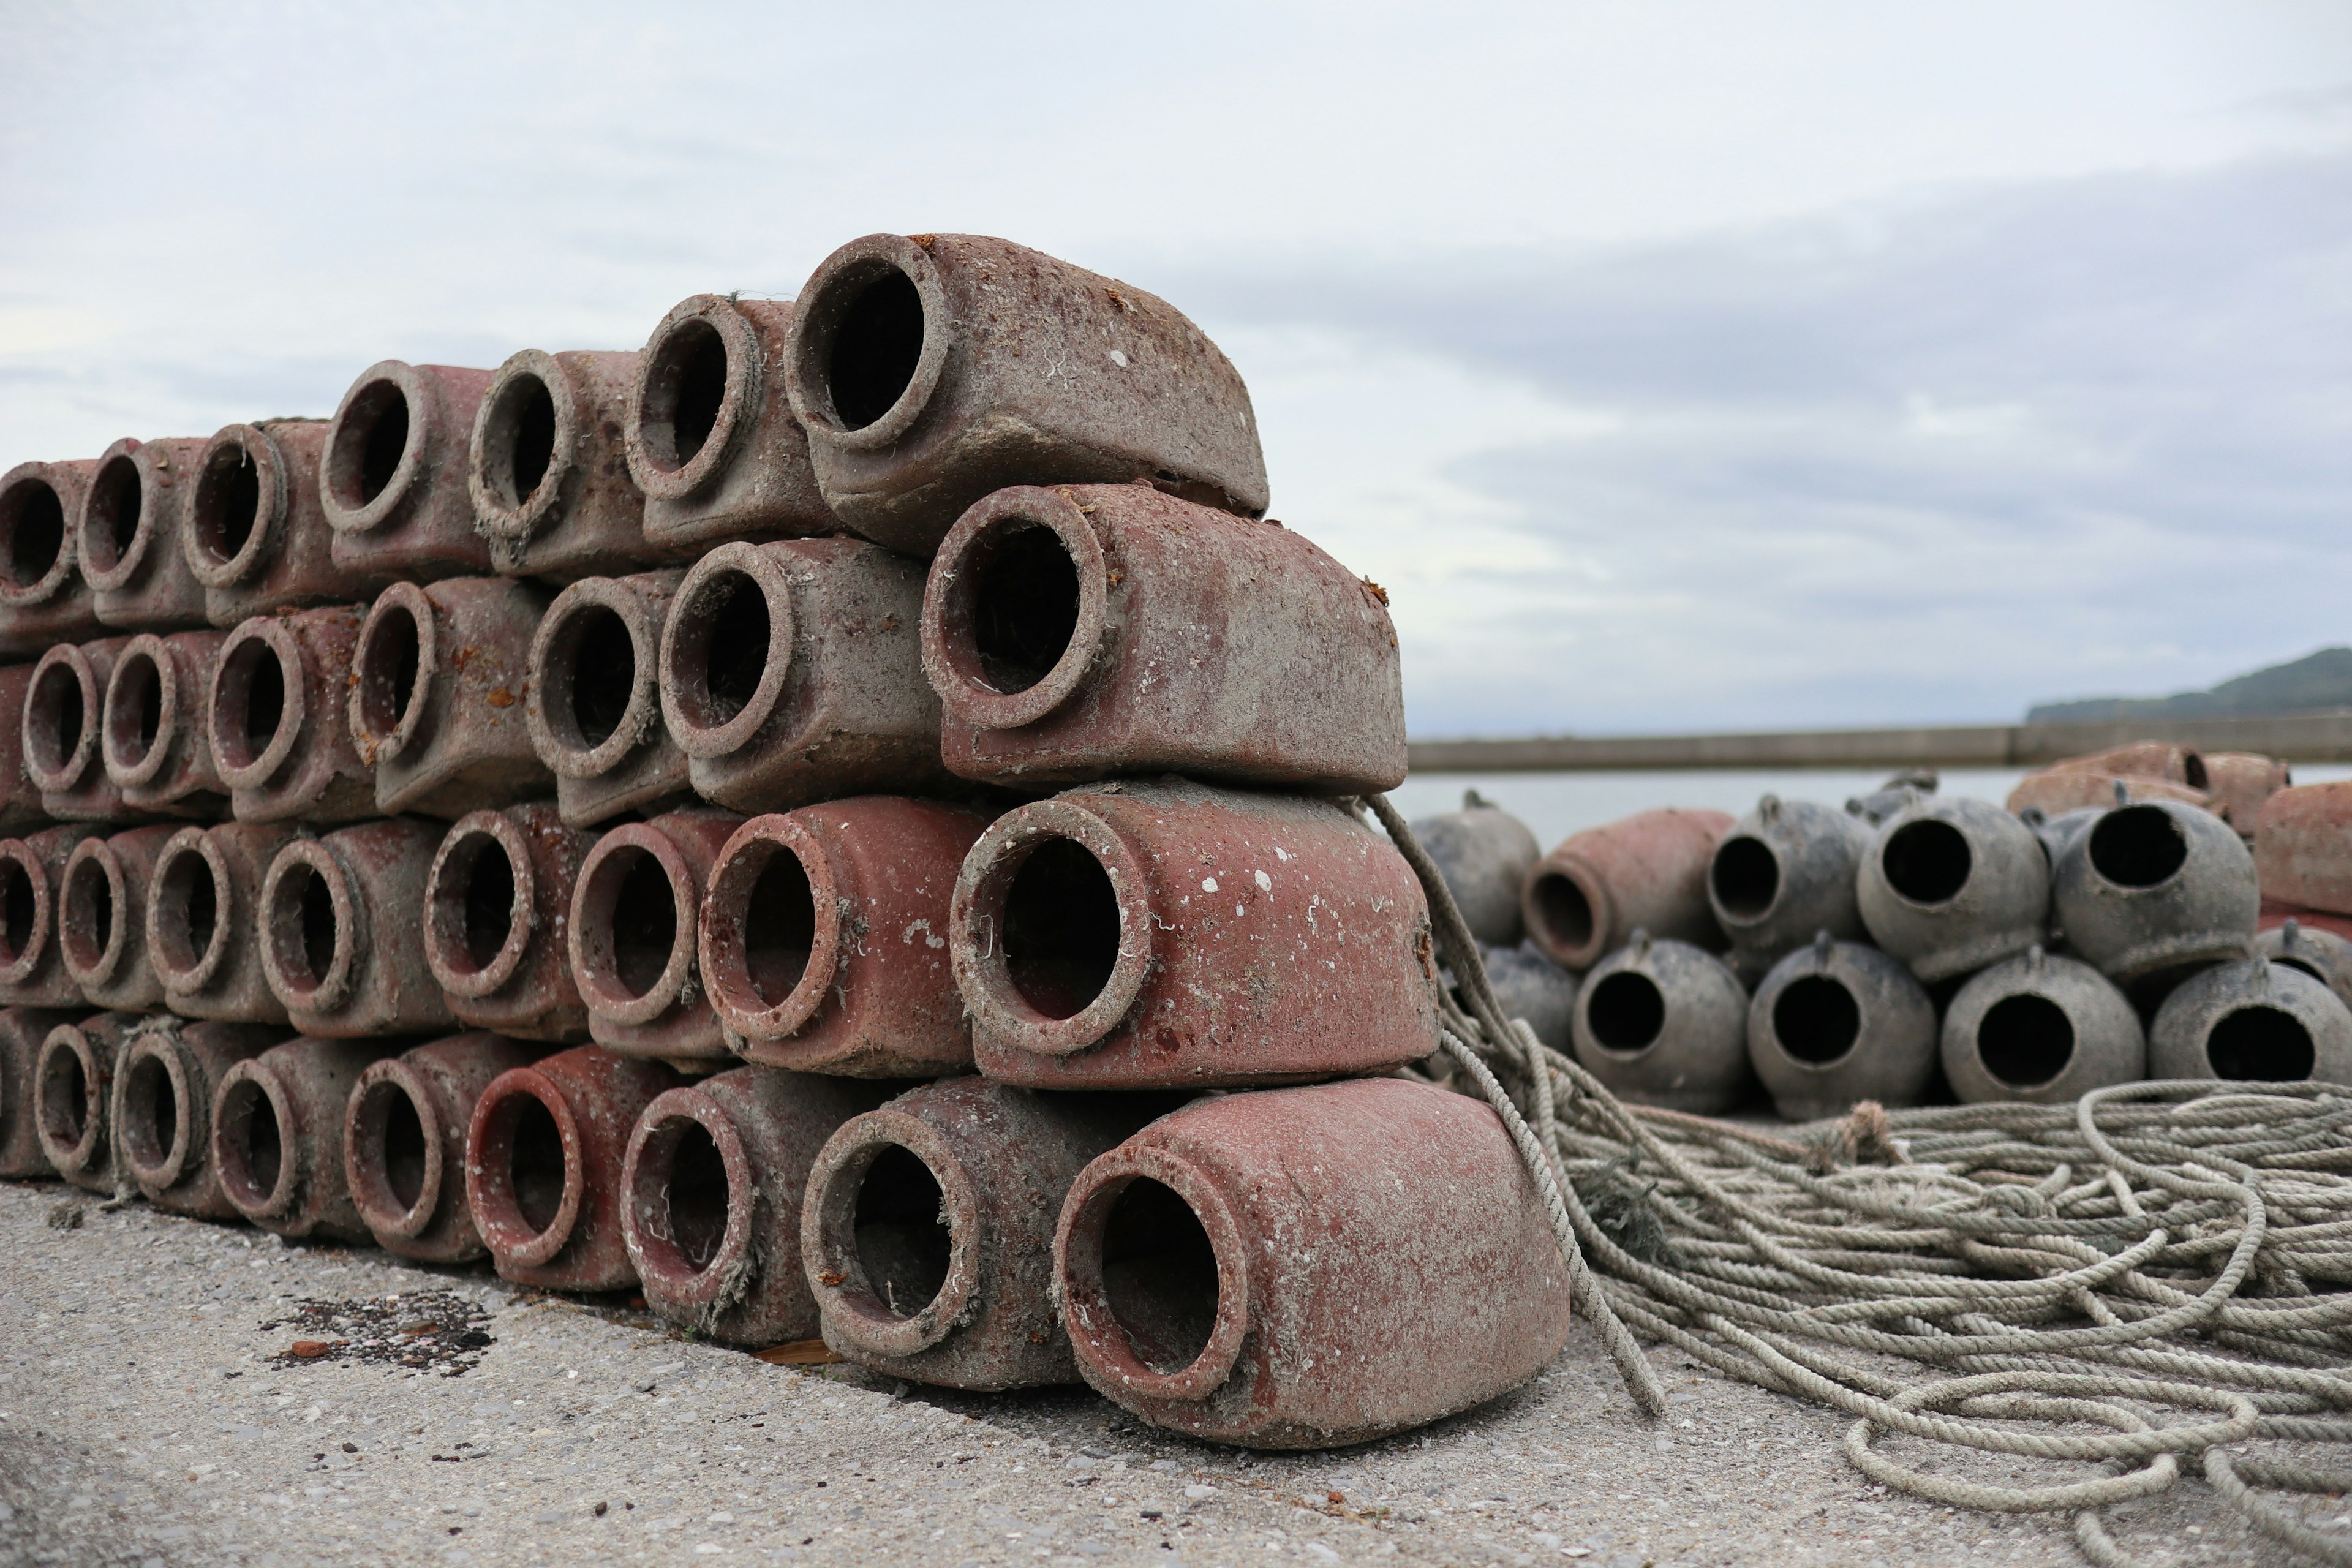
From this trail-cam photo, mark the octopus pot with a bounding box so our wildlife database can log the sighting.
[1845,771,1937,827]
[2201,753,2288,839]
[1569,932,1752,1114]
[102,630,228,815]
[0,825,99,1006]
[624,295,835,551]
[1708,795,1872,984]
[0,1007,92,1178]
[349,577,556,816]
[657,538,945,813]
[344,1031,545,1262]
[1939,948,2145,1105]
[1857,796,2051,984]
[2045,743,2208,788]
[320,360,496,581]
[2006,768,2215,821]
[184,420,390,627]
[2252,781,2352,918]
[0,664,45,831]
[2256,919,2352,1015]
[464,1043,680,1291]
[258,817,456,1038]
[470,347,671,580]
[2260,899,2352,944]
[147,822,300,1023]
[1522,808,1732,972]
[783,232,1268,557]
[2022,806,2103,869]
[0,459,102,655]
[1747,935,1939,1121]
[58,824,178,1010]
[1472,942,1580,1055]
[34,1011,141,1192]
[1055,1076,1574,1449]
[701,797,990,1077]
[567,808,743,1063]
[78,437,210,630]
[24,636,137,820]
[951,777,1436,1089]
[801,1077,1175,1390]
[2148,959,2352,1086]
[923,484,1406,796]
[212,1036,401,1240]
[112,1017,285,1218]
[2052,799,2260,984]
[621,1065,899,1346]
[1409,790,1540,948]
[206,605,375,823]
[526,570,693,827]
[421,805,595,1041]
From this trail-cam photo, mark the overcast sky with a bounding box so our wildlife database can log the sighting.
[6,2,2348,737]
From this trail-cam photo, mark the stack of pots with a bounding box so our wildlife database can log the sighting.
[1427,755,2324,1126]
[0,232,1572,1452]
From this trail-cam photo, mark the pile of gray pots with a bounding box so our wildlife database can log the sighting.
[1412,776,2350,1122]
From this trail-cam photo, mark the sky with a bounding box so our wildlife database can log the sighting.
[4,2,2348,739]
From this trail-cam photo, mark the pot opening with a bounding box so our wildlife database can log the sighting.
[2207,1005,2316,1082]
[0,477,63,589]
[0,857,37,967]
[851,1144,950,1319]
[1099,1176,1219,1376]
[27,658,85,777]
[1774,975,1861,1066]
[153,847,219,974]
[214,638,287,771]
[356,1077,430,1214]
[605,846,679,1000]
[827,268,924,431]
[442,834,516,974]
[108,649,164,769]
[673,569,771,729]
[268,860,339,996]
[37,1044,87,1149]
[489,372,557,505]
[969,522,1080,695]
[2089,805,2188,890]
[1586,971,1666,1054]
[358,602,423,737]
[641,318,729,471]
[1883,819,1972,906]
[1977,992,2074,1090]
[84,454,142,571]
[743,846,816,1006]
[564,604,636,749]
[1529,870,1594,954]
[120,1051,176,1175]
[59,853,113,973]
[192,443,263,564]
[508,1093,568,1235]
[216,1077,282,1207]
[331,378,412,507]
[1003,837,1120,1020]
[664,1120,730,1273]
[1711,836,1779,920]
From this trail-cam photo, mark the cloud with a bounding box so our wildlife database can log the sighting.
[1170,154,2352,735]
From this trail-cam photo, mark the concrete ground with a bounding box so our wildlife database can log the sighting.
[0,1178,2288,1568]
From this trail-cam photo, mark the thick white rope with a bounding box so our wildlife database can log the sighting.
[1368,794,2352,1566]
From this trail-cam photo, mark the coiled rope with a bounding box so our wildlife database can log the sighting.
[1368,793,2352,1566]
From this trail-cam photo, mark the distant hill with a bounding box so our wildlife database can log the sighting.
[2028,647,2352,725]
